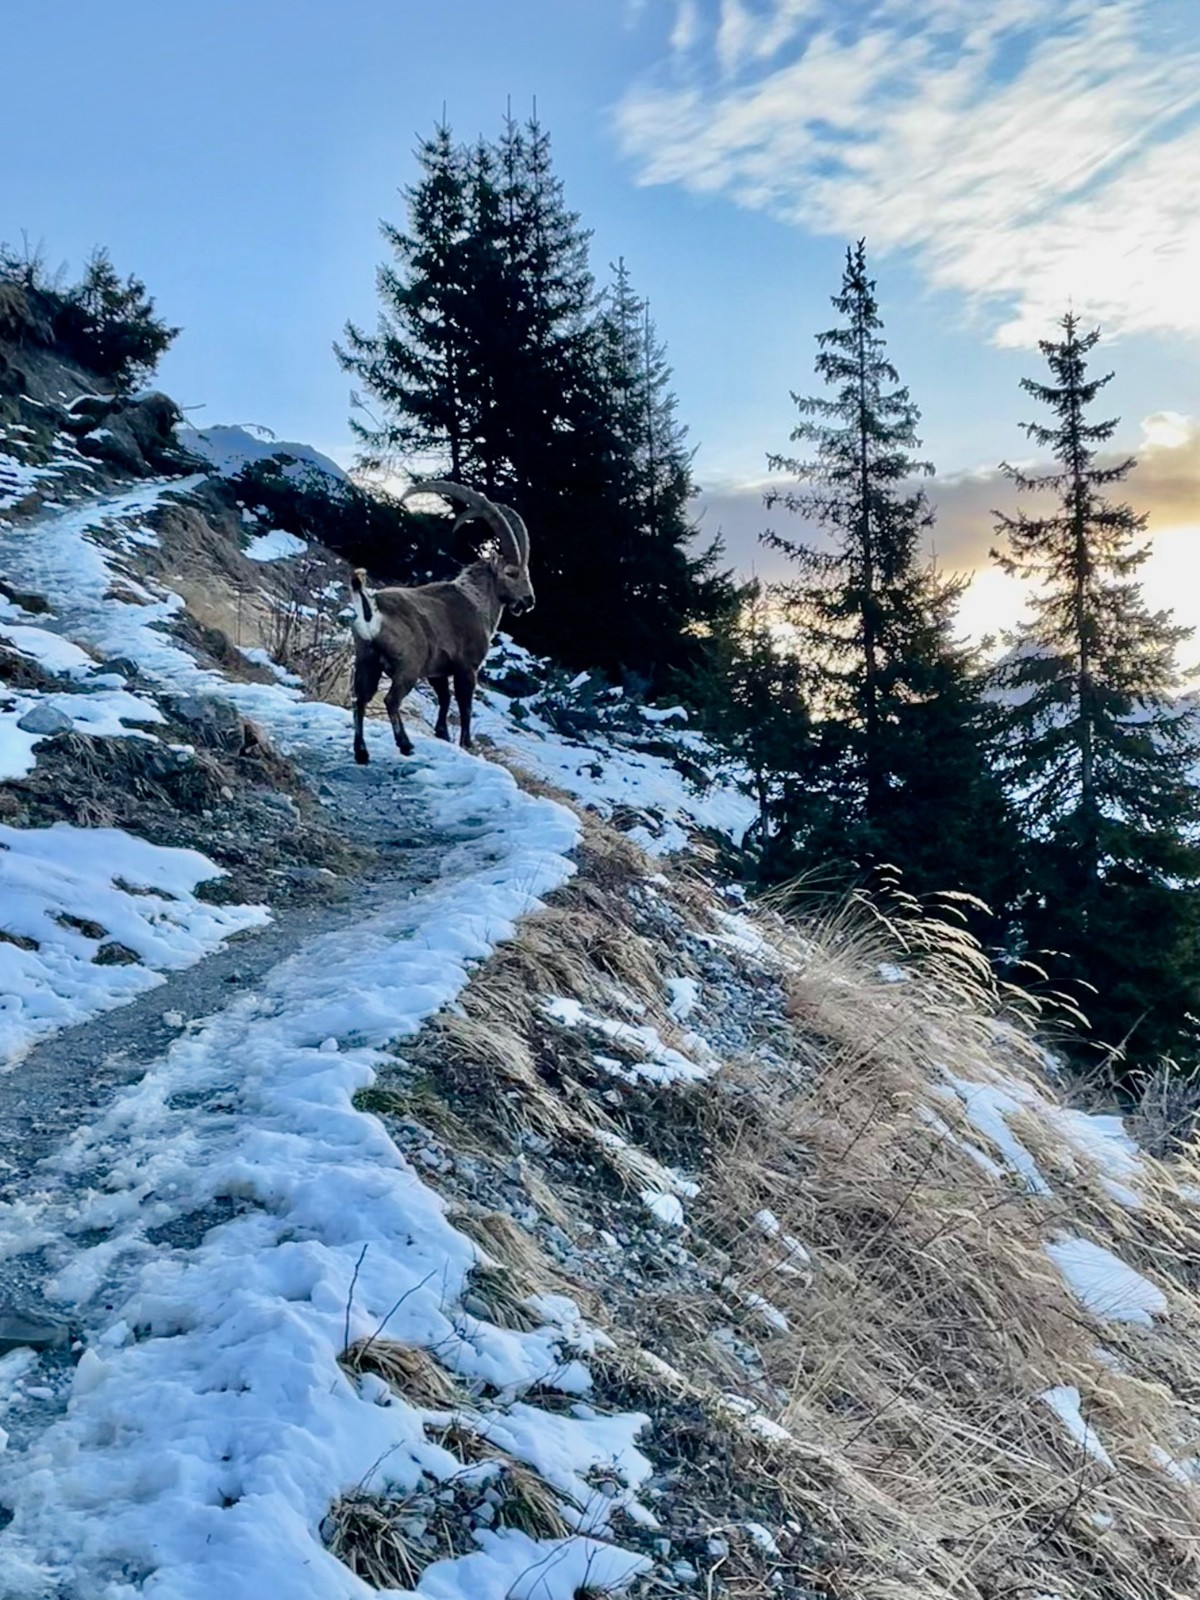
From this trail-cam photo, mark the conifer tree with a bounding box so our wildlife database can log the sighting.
[594,259,732,681]
[686,583,813,870]
[763,242,1012,901]
[993,314,1200,1072]
[338,112,732,686]
[337,122,476,477]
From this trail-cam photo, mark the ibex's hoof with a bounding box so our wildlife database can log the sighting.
[434,727,451,742]
[354,747,370,766]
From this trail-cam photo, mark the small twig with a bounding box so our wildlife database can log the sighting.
[343,1242,369,1356]
[358,1268,439,1356]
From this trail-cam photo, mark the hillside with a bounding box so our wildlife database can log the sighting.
[1,378,1199,1600]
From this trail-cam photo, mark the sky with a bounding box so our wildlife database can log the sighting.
[5,0,1198,641]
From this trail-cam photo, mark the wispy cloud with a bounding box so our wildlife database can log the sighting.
[619,1,1200,345]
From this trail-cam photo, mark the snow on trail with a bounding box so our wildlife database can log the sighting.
[0,824,268,1067]
[0,483,657,1598]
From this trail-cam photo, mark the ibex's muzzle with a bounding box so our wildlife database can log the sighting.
[509,596,535,616]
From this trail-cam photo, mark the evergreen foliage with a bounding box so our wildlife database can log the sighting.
[762,242,1015,904]
[337,113,733,687]
[684,583,814,875]
[992,314,1200,1074]
[230,457,455,587]
[0,243,177,392]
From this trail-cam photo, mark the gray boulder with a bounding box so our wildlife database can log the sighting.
[0,1308,70,1357]
[17,702,74,736]
[164,693,245,751]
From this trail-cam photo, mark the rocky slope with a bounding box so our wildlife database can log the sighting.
[0,382,1198,1600]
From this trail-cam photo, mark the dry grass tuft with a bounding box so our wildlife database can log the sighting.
[496,1459,574,1540]
[323,1493,426,1590]
[423,1417,573,1537]
[463,1261,544,1332]
[451,1208,559,1290]
[410,1001,573,1143]
[426,1416,498,1465]
[339,1338,465,1409]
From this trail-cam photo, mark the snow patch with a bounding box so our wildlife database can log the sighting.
[243,528,307,562]
[1045,1236,1167,1326]
[0,823,268,1067]
[1040,1384,1115,1470]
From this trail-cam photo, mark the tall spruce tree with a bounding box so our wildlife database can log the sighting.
[763,241,1015,904]
[685,582,814,872]
[993,314,1200,1074]
[594,259,732,683]
[338,123,476,476]
[339,111,732,686]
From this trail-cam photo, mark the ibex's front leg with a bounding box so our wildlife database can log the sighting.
[384,675,416,756]
[453,667,477,750]
[352,650,383,765]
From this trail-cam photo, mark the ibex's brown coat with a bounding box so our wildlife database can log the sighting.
[349,483,533,764]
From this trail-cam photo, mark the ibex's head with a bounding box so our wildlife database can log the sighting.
[404,481,535,616]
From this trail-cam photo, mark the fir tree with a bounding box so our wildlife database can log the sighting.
[337,122,477,477]
[993,313,1200,1072]
[55,247,178,392]
[594,259,733,681]
[338,112,733,686]
[762,241,1011,901]
[686,583,814,871]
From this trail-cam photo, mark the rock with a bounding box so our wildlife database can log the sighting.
[93,941,141,967]
[64,393,117,428]
[79,419,145,475]
[163,694,244,751]
[100,657,140,681]
[256,791,300,824]
[0,1308,70,1357]
[68,390,192,478]
[16,703,73,736]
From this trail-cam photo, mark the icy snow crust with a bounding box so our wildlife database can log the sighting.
[0,482,666,1598]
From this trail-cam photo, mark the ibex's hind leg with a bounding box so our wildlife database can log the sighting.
[384,675,416,756]
[352,651,384,765]
[429,675,452,741]
[453,667,476,750]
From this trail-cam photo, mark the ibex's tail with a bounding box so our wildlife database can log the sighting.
[349,568,382,642]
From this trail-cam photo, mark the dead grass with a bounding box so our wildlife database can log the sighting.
[339,1337,465,1409]
[496,1459,574,1540]
[337,800,1200,1599]
[264,555,352,702]
[671,892,1200,1600]
[324,1493,427,1589]
[451,1208,561,1290]
[462,1261,543,1332]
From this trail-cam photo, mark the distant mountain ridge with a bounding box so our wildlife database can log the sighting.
[178,422,347,483]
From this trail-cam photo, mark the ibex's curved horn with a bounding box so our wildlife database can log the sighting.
[403,480,522,566]
[496,505,529,568]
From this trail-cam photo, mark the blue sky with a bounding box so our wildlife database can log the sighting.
[7,1,1199,631]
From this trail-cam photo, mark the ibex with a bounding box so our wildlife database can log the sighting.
[349,481,534,764]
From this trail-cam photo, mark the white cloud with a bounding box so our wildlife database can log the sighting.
[618,0,1200,344]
